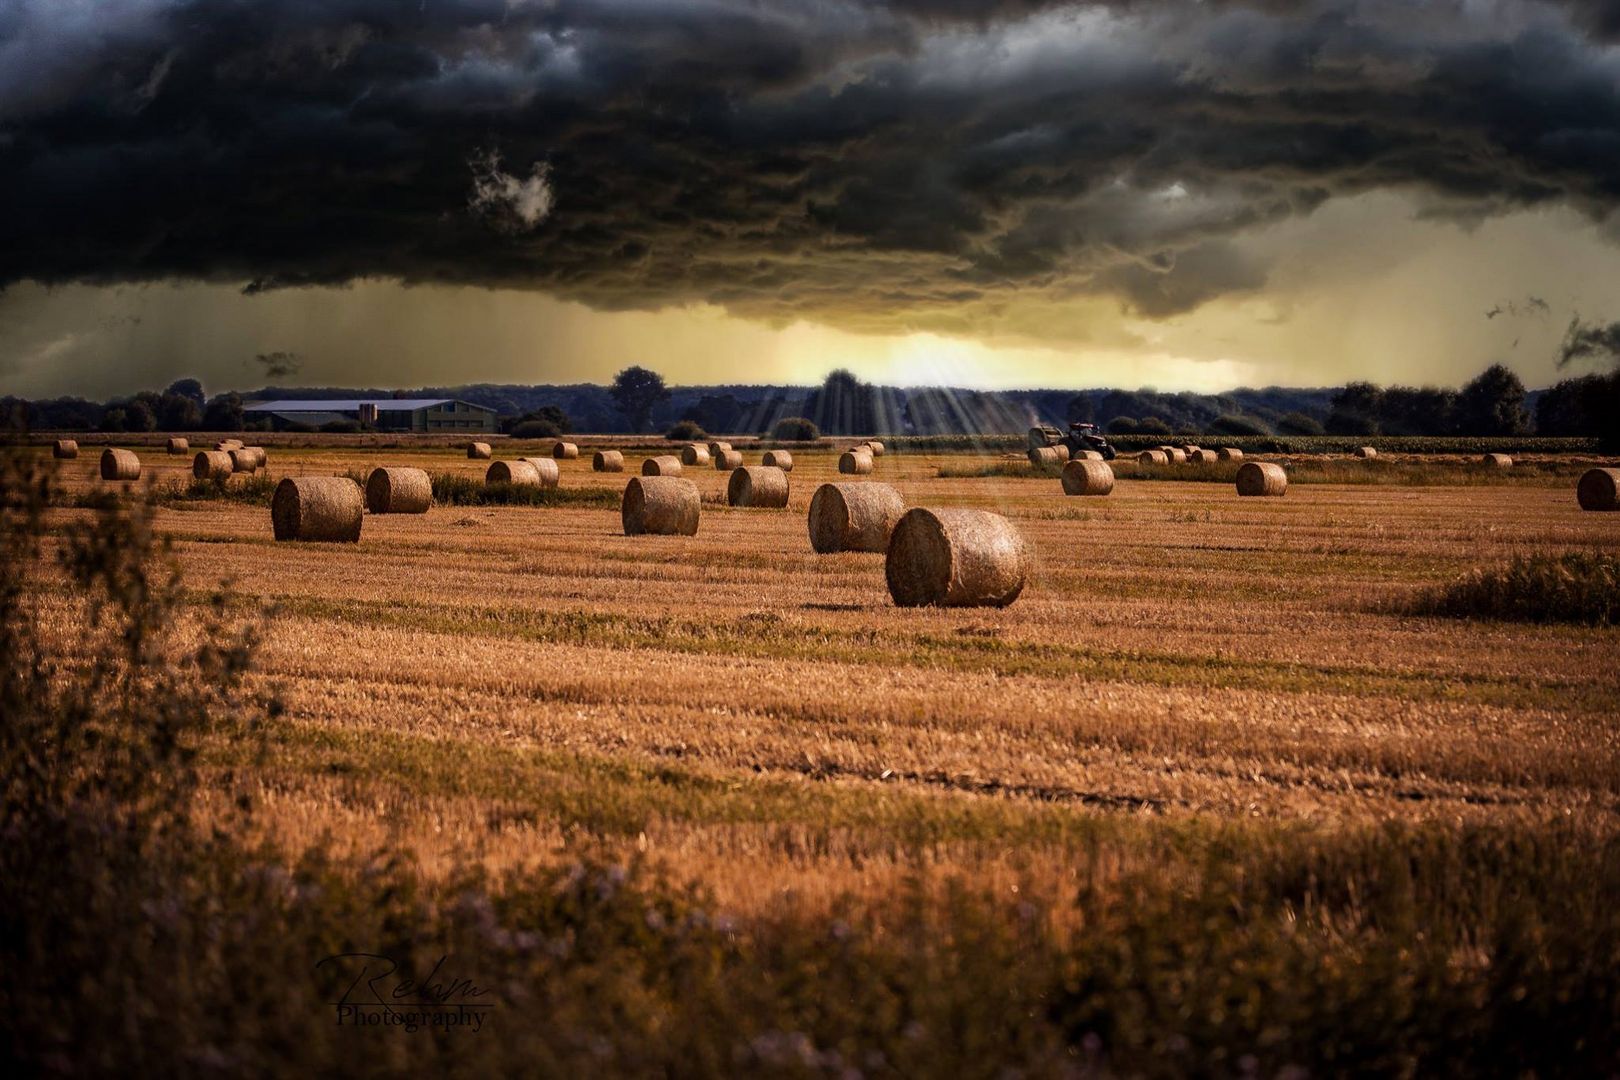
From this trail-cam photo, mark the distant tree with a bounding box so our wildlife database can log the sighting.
[689,394,745,435]
[1536,374,1609,436]
[1135,416,1173,436]
[1554,316,1620,450]
[510,419,563,439]
[202,393,244,432]
[1106,416,1139,435]
[158,393,202,431]
[166,378,206,408]
[1455,364,1528,436]
[504,405,571,437]
[1379,386,1456,436]
[805,369,878,436]
[1277,411,1326,436]
[1326,381,1382,435]
[98,407,128,433]
[610,366,670,433]
[1065,394,1094,425]
[123,400,157,432]
[666,419,708,440]
[1208,414,1272,436]
[772,417,820,441]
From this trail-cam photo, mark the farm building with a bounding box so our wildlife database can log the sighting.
[242,398,497,433]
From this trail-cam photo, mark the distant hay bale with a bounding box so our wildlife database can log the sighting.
[622,476,700,535]
[1482,453,1513,468]
[866,440,886,457]
[1236,461,1288,497]
[100,448,141,481]
[365,466,432,514]
[552,441,579,459]
[593,449,625,472]
[519,457,561,489]
[1217,447,1244,461]
[468,442,492,460]
[808,482,905,553]
[707,441,732,457]
[52,439,78,459]
[839,449,874,475]
[166,436,189,454]
[1139,450,1168,465]
[642,455,683,477]
[486,459,543,486]
[1028,445,1070,469]
[728,465,790,508]
[1577,468,1620,511]
[1180,444,1201,455]
[228,448,258,474]
[1190,449,1219,464]
[272,476,363,542]
[1354,446,1378,458]
[714,448,743,470]
[1165,448,1188,464]
[193,450,233,481]
[680,444,712,467]
[1072,449,1104,461]
[886,508,1030,608]
[215,439,243,452]
[1061,459,1115,496]
[762,449,794,471]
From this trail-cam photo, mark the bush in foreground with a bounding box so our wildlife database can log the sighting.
[1409,552,1620,625]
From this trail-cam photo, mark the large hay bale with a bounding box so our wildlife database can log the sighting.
[593,449,625,472]
[519,457,561,489]
[486,459,542,486]
[166,436,189,455]
[246,446,268,468]
[886,508,1030,608]
[1028,445,1070,469]
[707,441,732,457]
[1138,450,1168,465]
[642,455,683,477]
[807,482,905,553]
[1061,459,1114,496]
[1236,461,1288,497]
[1165,448,1188,464]
[100,448,141,481]
[1354,446,1378,459]
[552,441,579,459]
[1072,449,1104,461]
[728,465,790,508]
[365,466,432,514]
[762,449,794,471]
[53,439,78,459]
[228,448,258,473]
[839,449,874,475]
[1577,468,1620,511]
[1190,449,1219,464]
[193,450,233,480]
[272,477,363,542]
[714,448,743,470]
[680,444,712,467]
[866,440,886,458]
[1217,447,1244,461]
[1028,425,1062,451]
[622,476,700,535]
[1482,453,1513,469]
[468,442,492,460]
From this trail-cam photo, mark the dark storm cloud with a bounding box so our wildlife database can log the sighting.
[1,0,1619,326]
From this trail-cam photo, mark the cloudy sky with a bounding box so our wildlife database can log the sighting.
[2,0,1619,398]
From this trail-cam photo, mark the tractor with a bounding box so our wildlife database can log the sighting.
[1028,422,1117,461]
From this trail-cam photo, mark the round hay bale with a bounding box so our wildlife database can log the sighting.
[622,476,700,536]
[166,436,189,455]
[839,449,874,475]
[706,441,732,457]
[486,459,542,486]
[519,457,561,489]
[468,442,492,460]
[1236,461,1288,497]
[100,448,141,481]
[365,466,432,514]
[272,477,363,542]
[807,482,905,554]
[1576,468,1620,511]
[642,455,683,477]
[246,446,268,468]
[886,508,1030,608]
[193,451,233,480]
[1061,459,1115,496]
[1138,450,1169,466]
[552,441,579,459]
[1072,449,1104,461]
[1354,446,1378,459]
[714,448,743,470]
[52,439,78,459]
[1179,444,1201,456]
[228,448,258,474]
[866,440,886,457]
[1481,453,1513,469]
[1217,447,1244,461]
[1028,425,1062,452]
[1190,449,1219,464]
[1165,448,1188,464]
[593,449,625,472]
[762,449,794,471]
[1028,445,1070,469]
[680,444,712,467]
[728,465,790,508]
